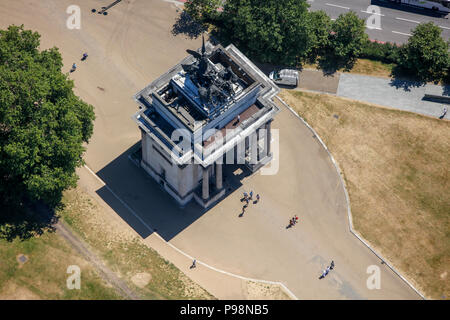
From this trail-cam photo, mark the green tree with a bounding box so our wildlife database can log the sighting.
[0,25,95,213]
[219,0,312,66]
[320,11,368,71]
[397,22,449,82]
[304,10,332,64]
[184,0,222,23]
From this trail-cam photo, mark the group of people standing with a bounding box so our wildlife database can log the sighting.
[70,53,88,72]
[240,191,260,216]
[288,215,299,228]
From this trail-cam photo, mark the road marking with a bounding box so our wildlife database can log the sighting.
[440,25,450,30]
[392,31,412,36]
[366,26,382,30]
[361,10,385,16]
[326,3,350,10]
[83,164,299,300]
[395,17,420,24]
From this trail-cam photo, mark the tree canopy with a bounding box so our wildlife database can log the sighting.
[319,12,368,71]
[184,0,222,24]
[219,0,312,66]
[0,25,95,213]
[181,0,449,82]
[397,22,449,82]
[186,0,367,69]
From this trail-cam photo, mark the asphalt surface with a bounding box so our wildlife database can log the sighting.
[308,0,450,43]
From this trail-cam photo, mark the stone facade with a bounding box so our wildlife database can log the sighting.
[133,42,280,208]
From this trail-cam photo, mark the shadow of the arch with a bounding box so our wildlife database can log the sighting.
[94,143,252,241]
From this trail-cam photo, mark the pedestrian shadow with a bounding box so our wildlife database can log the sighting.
[94,143,253,241]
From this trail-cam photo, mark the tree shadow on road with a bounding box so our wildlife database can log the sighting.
[387,64,430,91]
[171,11,206,39]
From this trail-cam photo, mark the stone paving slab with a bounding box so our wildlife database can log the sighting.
[298,69,340,94]
[337,73,449,119]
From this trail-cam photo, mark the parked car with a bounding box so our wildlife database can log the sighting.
[269,69,299,87]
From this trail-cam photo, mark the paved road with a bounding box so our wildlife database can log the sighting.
[308,0,450,43]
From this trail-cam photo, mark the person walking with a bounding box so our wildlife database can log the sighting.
[190,259,196,269]
[249,191,253,200]
[71,63,77,72]
[82,52,88,61]
[330,260,335,270]
[255,194,260,203]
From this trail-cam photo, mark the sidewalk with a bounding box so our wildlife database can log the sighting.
[337,73,450,119]
[297,69,449,119]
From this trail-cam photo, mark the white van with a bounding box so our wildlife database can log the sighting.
[269,69,299,87]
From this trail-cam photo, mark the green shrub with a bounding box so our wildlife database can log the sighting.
[359,40,400,64]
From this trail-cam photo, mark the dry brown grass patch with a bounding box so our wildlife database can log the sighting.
[303,58,394,78]
[59,187,214,300]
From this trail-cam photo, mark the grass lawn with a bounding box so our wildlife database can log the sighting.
[304,58,394,79]
[348,59,394,78]
[58,187,215,300]
[0,229,121,299]
[279,90,450,299]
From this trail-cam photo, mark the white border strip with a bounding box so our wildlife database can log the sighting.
[274,95,426,300]
[83,164,298,300]
[326,3,350,10]
[361,10,385,16]
[392,31,412,36]
[395,17,420,24]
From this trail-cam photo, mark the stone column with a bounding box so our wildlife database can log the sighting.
[265,120,272,156]
[248,132,258,165]
[215,161,223,190]
[202,166,209,200]
[256,127,262,162]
